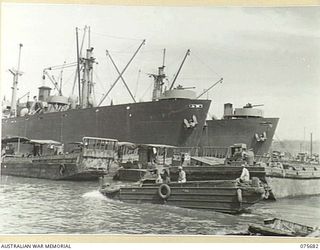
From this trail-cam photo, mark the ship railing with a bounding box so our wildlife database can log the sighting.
[82,148,116,159]
[2,154,23,158]
[200,146,229,158]
[82,137,118,159]
[266,165,320,178]
[32,153,78,163]
[173,147,200,157]
[255,155,271,163]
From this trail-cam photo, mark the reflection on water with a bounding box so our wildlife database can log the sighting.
[0,176,319,234]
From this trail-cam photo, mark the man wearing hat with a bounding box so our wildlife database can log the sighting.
[178,166,186,183]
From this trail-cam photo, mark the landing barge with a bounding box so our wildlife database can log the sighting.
[1,136,118,181]
[264,160,320,199]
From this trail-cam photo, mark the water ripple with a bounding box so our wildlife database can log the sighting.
[0,176,319,234]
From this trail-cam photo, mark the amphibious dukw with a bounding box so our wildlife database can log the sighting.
[1,136,118,181]
[100,179,268,214]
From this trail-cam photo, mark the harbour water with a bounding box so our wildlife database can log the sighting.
[0,175,319,235]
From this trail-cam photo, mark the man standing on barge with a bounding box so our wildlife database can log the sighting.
[178,166,186,183]
[238,164,250,183]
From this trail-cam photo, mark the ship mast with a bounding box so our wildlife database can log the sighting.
[81,46,95,108]
[76,27,82,106]
[98,39,146,106]
[169,49,190,90]
[151,49,167,101]
[9,43,23,117]
[310,132,313,156]
[75,26,96,109]
[106,51,136,103]
[197,78,223,99]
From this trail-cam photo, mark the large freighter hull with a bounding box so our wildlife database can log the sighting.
[200,117,279,155]
[2,99,211,148]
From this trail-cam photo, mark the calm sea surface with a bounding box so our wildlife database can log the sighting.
[0,175,319,235]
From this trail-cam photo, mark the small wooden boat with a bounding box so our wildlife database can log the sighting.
[1,136,118,181]
[248,218,316,237]
[100,179,268,214]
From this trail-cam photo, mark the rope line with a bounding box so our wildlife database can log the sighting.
[192,51,222,79]
[91,31,143,41]
[274,133,293,157]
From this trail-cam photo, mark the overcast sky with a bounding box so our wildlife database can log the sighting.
[1,3,319,141]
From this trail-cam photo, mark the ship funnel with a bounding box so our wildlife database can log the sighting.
[223,103,233,118]
[38,86,52,102]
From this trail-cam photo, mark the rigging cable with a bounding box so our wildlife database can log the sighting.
[71,65,84,96]
[44,62,77,71]
[79,25,87,58]
[274,133,293,157]
[93,70,112,103]
[192,51,222,79]
[90,31,143,41]
[106,50,136,103]
[134,69,141,99]
[62,69,76,88]
[140,81,153,100]
[98,39,146,106]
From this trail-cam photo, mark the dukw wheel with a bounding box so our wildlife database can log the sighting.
[158,184,171,199]
[59,164,66,175]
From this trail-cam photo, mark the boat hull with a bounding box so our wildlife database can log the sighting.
[169,163,320,199]
[2,99,211,149]
[1,154,109,181]
[100,180,266,214]
[169,165,266,182]
[200,117,279,156]
[265,166,320,199]
[248,218,315,237]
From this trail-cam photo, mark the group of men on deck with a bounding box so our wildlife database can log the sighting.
[155,166,186,184]
[154,144,253,185]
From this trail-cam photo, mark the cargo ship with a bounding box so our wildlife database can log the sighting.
[200,103,279,156]
[1,32,211,150]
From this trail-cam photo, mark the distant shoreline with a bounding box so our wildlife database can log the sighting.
[271,140,319,155]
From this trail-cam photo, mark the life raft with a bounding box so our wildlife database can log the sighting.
[158,184,171,199]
